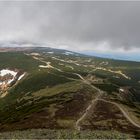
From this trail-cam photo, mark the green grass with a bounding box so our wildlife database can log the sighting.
[0,129,133,139]
[0,49,140,138]
[0,82,95,124]
[0,52,43,72]
[93,83,119,93]
[0,71,72,109]
[31,81,83,98]
[10,71,73,94]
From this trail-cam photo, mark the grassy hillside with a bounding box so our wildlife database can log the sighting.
[0,48,140,138]
[0,129,133,139]
[0,52,43,72]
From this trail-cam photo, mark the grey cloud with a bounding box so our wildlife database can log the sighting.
[0,1,140,51]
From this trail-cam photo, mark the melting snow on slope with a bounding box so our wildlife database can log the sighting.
[0,69,26,98]
[63,51,74,55]
[0,69,17,86]
[18,73,26,81]
[0,69,26,86]
[30,53,40,56]
[119,88,125,92]
[47,52,54,54]
[0,69,17,77]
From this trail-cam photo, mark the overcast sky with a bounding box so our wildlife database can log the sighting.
[0,1,140,60]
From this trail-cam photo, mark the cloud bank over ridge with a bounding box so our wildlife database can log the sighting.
[0,1,140,55]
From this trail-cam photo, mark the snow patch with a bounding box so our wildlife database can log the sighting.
[7,79,15,84]
[0,69,17,77]
[47,52,54,54]
[63,51,74,55]
[119,88,124,92]
[30,53,40,56]
[0,69,18,87]
[18,73,25,81]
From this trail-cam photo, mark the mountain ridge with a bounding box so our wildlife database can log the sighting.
[0,46,139,138]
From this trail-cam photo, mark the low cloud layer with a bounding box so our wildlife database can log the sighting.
[0,1,140,53]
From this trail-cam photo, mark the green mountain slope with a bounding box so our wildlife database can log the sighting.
[0,47,140,138]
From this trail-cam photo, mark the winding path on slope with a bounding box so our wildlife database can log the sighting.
[32,56,62,72]
[98,99,140,128]
[31,54,140,129]
[75,93,101,131]
[74,73,140,130]
[74,73,103,131]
